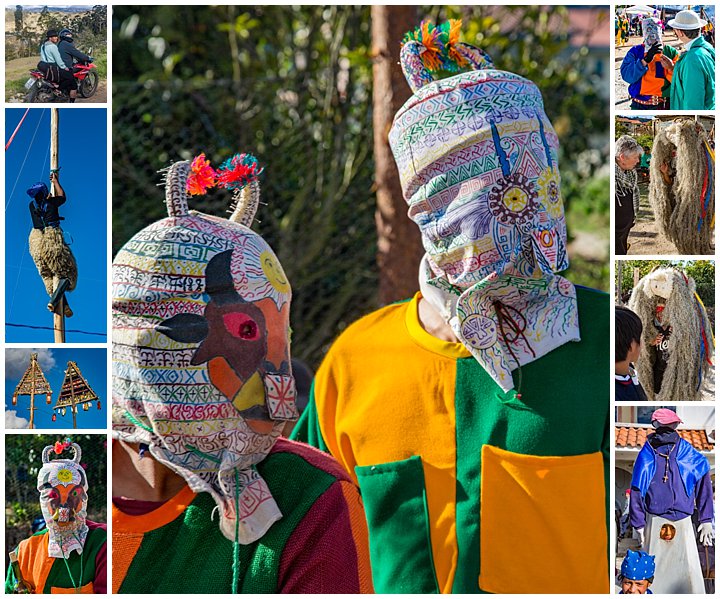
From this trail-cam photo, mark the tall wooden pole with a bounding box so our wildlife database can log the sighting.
[69,368,77,429]
[28,359,36,430]
[50,108,66,343]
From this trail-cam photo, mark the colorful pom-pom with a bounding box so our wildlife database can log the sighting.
[216,153,263,191]
[186,153,217,196]
[402,19,469,73]
[53,441,64,455]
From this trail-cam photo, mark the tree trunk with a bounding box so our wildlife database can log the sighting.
[372,5,424,305]
[50,108,66,343]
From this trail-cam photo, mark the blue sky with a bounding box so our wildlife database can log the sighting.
[5,347,107,429]
[5,108,107,343]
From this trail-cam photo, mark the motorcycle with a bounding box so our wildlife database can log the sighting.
[24,58,99,103]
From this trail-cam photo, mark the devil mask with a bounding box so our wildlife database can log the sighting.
[112,155,297,543]
[37,443,89,558]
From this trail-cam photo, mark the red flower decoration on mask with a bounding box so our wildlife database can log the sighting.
[187,153,217,196]
[216,153,263,191]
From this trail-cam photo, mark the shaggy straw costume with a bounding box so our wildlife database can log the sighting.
[28,228,78,296]
[628,267,714,401]
[648,120,715,255]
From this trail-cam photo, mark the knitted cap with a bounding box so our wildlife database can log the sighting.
[388,20,568,288]
[620,549,655,581]
[112,154,296,543]
[651,408,683,425]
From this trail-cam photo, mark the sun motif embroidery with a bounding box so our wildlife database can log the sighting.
[537,168,563,219]
[56,468,73,483]
[488,173,537,225]
[460,314,498,349]
[260,250,290,294]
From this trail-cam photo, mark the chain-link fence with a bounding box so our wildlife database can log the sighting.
[113,77,378,369]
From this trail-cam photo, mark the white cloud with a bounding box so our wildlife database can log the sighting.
[5,348,56,379]
[5,410,29,429]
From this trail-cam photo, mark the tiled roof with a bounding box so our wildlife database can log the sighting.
[616,426,714,452]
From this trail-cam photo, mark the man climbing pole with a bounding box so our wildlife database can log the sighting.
[27,170,77,317]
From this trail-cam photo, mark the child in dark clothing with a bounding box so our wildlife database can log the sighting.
[615,306,648,401]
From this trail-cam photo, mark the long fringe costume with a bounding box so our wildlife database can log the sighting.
[628,268,714,401]
[28,227,78,296]
[648,120,715,255]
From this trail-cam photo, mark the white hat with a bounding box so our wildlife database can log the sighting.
[668,10,707,30]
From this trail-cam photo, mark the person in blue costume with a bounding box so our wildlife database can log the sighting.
[629,408,713,593]
[618,550,655,594]
[620,18,677,110]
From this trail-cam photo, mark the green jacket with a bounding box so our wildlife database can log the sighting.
[670,37,715,110]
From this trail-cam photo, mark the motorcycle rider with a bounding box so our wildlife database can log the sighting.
[37,29,77,100]
[57,29,92,73]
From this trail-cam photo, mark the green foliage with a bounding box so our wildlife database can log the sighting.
[92,49,107,78]
[5,434,108,526]
[566,256,610,292]
[6,501,31,528]
[565,174,610,229]
[634,134,653,151]
[6,77,28,96]
[7,5,107,60]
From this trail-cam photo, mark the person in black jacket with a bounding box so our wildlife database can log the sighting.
[57,29,91,70]
[57,29,92,100]
[26,171,77,316]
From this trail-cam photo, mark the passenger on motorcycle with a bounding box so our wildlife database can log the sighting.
[57,29,92,73]
[37,30,77,100]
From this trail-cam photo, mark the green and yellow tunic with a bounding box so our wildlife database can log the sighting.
[293,287,610,594]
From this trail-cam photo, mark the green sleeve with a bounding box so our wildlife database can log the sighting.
[6,559,17,594]
[289,380,330,452]
[663,45,678,59]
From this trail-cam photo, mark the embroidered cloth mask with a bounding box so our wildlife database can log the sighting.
[388,21,580,392]
[37,443,89,559]
[112,157,297,543]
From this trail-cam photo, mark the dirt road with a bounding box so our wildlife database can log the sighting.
[626,181,678,254]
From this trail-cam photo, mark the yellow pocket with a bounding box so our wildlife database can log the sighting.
[479,445,607,594]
